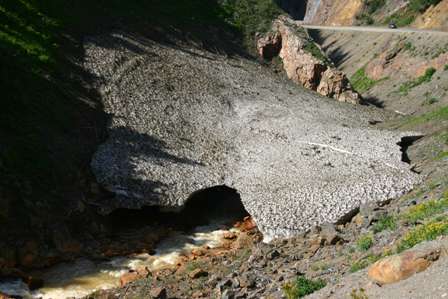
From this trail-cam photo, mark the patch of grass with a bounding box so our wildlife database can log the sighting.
[444,64,448,71]
[402,198,448,223]
[409,0,442,13]
[397,218,448,252]
[349,254,381,273]
[385,0,442,26]
[283,276,326,299]
[402,106,448,127]
[350,288,369,299]
[311,261,330,272]
[435,151,448,160]
[350,67,387,93]
[373,215,397,233]
[364,0,386,14]
[399,67,437,95]
[403,41,416,53]
[357,234,374,251]
[303,41,331,64]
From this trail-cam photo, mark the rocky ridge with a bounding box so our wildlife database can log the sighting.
[257,16,360,104]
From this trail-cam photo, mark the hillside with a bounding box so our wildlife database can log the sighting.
[298,0,448,30]
[0,1,447,299]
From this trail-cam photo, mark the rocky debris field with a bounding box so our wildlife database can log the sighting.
[88,186,448,299]
[84,30,420,241]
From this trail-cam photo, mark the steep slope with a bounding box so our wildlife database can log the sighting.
[299,0,448,30]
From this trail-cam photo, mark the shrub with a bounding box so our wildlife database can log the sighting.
[399,67,437,95]
[397,219,448,252]
[444,64,448,71]
[303,41,330,64]
[283,276,326,299]
[402,198,448,223]
[357,234,374,251]
[350,67,386,93]
[373,215,397,233]
[409,0,442,13]
[364,0,386,14]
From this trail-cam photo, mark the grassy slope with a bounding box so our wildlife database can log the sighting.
[356,0,443,26]
[0,0,282,264]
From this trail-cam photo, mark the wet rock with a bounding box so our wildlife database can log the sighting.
[189,268,208,279]
[119,268,149,287]
[368,243,442,285]
[150,287,167,299]
[223,232,237,240]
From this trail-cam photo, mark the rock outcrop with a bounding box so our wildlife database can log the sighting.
[85,32,419,240]
[257,16,360,104]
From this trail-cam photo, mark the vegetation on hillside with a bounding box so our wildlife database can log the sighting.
[350,66,387,93]
[398,67,437,95]
[283,276,326,299]
[357,0,443,26]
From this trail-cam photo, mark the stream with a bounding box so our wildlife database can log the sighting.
[0,186,248,299]
[0,222,240,299]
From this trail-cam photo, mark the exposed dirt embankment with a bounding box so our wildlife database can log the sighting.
[302,0,448,31]
[310,28,448,115]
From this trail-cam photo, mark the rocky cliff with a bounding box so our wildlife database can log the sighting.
[257,16,360,103]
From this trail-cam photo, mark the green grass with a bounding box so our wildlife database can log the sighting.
[409,0,442,13]
[401,106,448,127]
[350,288,369,299]
[283,276,326,299]
[303,41,330,64]
[397,218,448,252]
[350,67,388,93]
[402,198,448,223]
[385,0,442,26]
[364,0,386,14]
[398,67,437,95]
[403,41,416,53]
[444,64,448,71]
[356,234,374,251]
[373,215,397,233]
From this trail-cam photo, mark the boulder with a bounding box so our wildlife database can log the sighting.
[189,268,208,279]
[119,268,150,287]
[368,243,442,285]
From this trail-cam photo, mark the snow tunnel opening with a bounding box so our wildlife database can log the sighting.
[106,185,249,231]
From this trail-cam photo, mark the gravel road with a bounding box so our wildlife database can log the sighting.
[84,32,420,240]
